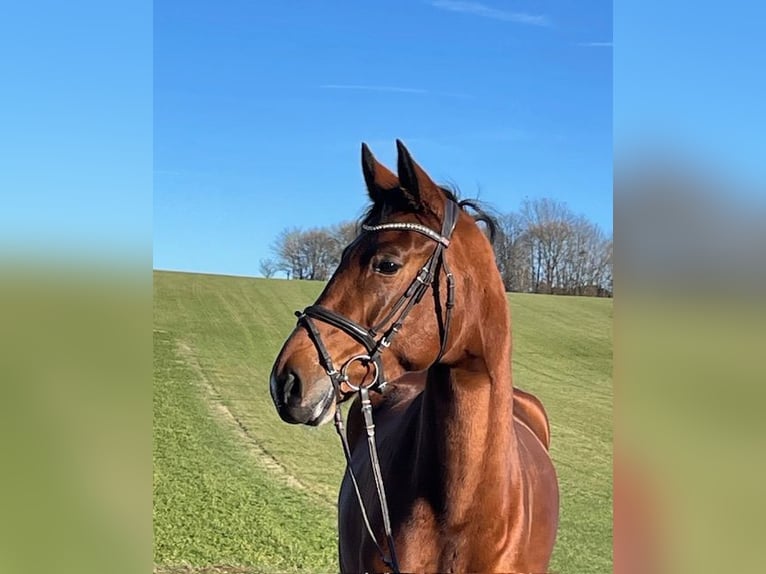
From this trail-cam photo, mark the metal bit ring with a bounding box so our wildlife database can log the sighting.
[340,354,379,391]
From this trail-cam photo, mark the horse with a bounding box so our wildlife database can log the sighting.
[269,141,559,573]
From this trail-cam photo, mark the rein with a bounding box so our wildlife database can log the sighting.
[293,198,459,573]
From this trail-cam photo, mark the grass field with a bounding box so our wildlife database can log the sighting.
[153,270,612,573]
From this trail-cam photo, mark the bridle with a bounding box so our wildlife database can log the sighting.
[296,198,459,397]
[293,197,459,573]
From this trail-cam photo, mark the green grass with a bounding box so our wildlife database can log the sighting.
[153,270,612,573]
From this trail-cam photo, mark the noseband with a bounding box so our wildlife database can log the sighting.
[292,198,459,573]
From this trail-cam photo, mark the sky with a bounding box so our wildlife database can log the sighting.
[1,1,152,261]
[614,1,765,187]
[2,1,764,276]
[154,0,613,277]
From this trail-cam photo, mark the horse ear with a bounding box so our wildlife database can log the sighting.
[396,139,443,213]
[362,142,399,203]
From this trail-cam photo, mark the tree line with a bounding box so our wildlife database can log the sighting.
[260,198,612,297]
[259,222,357,281]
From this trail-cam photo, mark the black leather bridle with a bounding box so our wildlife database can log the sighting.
[295,198,459,397]
[293,198,459,573]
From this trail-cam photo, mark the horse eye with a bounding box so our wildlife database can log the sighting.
[375,260,401,275]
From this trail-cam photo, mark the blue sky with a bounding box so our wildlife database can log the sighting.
[154,0,612,277]
[614,1,765,188]
[1,1,151,261]
[3,2,763,275]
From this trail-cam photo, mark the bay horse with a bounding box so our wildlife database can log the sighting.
[269,141,559,573]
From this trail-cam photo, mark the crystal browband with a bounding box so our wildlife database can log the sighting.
[361,222,450,247]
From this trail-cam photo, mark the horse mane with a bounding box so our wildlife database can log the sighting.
[359,185,499,245]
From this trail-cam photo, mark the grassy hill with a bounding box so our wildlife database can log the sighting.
[153,270,612,573]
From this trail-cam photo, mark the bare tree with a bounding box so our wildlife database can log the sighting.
[494,213,527,292]
[272,228,305,279]
[327,221,359,268]
[492,198,612,296]
[271,226,340,281]
[267,202,612,295]
[299,228,338,280]
[560,215,595,294]
[591,234,613,296]
[520,198,577,293]
[330,221,359,247]
[259,258,278,278]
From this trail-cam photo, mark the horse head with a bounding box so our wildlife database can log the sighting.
[269,140,501,425]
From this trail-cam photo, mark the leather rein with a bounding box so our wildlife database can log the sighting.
[293,198,459,573]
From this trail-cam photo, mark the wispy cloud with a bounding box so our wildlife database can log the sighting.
[578,42,613,48]
[320,84,429,94]
[428,0,550,27]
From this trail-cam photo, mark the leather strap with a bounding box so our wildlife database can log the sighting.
[293,197,460,574]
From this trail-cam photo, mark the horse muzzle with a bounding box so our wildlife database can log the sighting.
[269,364,336,426]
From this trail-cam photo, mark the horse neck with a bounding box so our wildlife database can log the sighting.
[417,286,518,523]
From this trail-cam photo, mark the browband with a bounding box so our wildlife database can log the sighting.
[361,222,451,247]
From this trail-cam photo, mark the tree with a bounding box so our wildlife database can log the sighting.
[494,213,527,292]
[271,226,342,281]
[268,204,612,295]
[272,228,306,279]
[258,258,278,278]
[330,221,359,253]
[492,198,612,296]
[299,228,338,280]
[520,198,576,294]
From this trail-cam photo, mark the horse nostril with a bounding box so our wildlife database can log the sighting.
[282,370,302,404]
